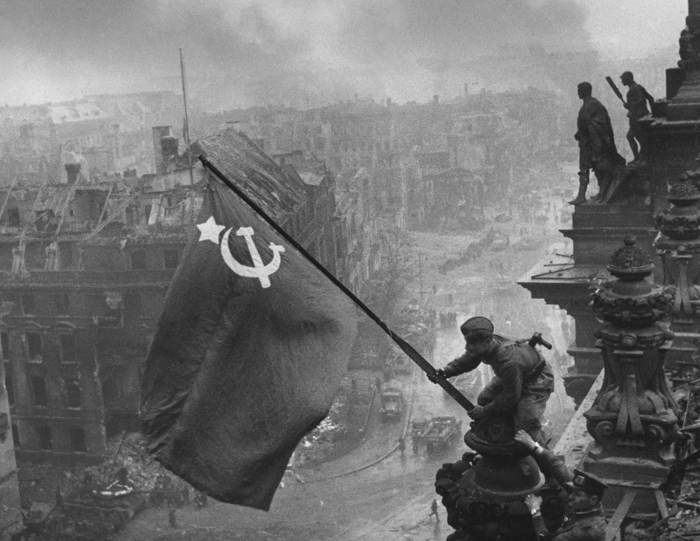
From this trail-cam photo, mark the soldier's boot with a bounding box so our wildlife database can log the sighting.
[568,173,589,206]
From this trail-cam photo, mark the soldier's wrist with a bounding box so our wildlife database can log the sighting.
[530,508,541,517]
[531,442,544,456]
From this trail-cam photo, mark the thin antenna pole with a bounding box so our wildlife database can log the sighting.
[180,48,194,185]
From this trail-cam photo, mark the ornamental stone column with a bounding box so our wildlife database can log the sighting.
[583,237,677,508]
[667,0,700,120]
[654,176,700,321]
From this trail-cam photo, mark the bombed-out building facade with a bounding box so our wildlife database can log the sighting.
[0,125,345,472]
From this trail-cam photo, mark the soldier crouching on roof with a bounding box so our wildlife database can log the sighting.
[428,316,554,445]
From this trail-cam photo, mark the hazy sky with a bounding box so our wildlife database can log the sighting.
[0,0,689,108]
[584,0,686,54]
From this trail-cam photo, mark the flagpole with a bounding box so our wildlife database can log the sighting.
[199,155,475,414]
[179,47,194,185]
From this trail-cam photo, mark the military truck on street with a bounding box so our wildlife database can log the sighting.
[422,416,463,454]
[379,386,405,421]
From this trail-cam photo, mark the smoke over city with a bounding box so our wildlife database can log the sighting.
[1,0,593,109]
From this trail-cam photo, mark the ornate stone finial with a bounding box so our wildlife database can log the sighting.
[655,176,700,241]
[607,235,654,280]
[593,237,671,330]
[671,177,700,199]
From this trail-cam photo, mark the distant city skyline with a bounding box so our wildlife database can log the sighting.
[0,0,689,108]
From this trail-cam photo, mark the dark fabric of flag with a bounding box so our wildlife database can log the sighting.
[140,177,357,511]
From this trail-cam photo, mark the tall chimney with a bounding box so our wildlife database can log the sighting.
[65,163,80,184]
[433,94,439,106]
[464,83,469,97]
[152,126,172,174]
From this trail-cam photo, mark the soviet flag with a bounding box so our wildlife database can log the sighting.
[141,169,357,510]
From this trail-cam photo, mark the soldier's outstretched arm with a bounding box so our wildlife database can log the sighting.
[428,352,480,383]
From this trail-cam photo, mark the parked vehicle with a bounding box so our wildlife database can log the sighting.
[380,386,405,421]
[423,416,463,454]
[490,234,509,252]
[40,486,147,540]
[412,419,429,440]
[492,273,515,294]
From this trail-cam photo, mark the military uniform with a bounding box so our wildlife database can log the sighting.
[530,468,609,541]
[532,506,607,541]
[547,509,607,541]
[531,446,573,488]
[443,333,554,440]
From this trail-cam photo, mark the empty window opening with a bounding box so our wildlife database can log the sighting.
[65,379,81,409]
[37,425,52,450]
[69,426,87,453]
[60,335,76,363]
[26,333,42,361]
[21,294,35,315]
[7,208,20,227]
[130,250,146,270]
[55,293,70,315]
[1,332,9,360]
[123,292,142,316]
[163,249,179,269]
[32,376,47,407]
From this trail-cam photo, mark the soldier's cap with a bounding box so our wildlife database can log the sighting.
[460,316,494,337]
[620,71,634,80]
[567,469,608,497]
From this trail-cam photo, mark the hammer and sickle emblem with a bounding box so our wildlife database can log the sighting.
[220,227,285,288]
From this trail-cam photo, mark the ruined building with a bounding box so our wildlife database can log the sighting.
[0,126,342,471]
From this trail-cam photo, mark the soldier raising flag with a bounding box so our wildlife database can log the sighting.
[141,129,478,511]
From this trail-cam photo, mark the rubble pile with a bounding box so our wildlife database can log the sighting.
[297,390,351,465]
[68,433,187,497]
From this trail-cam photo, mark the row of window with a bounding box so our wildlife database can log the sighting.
[12,423,87,453]
[15,290,150,318]
[5,373,82,409]
[3,331,76,363]
[19,293,70,316]
[129,248,179,271]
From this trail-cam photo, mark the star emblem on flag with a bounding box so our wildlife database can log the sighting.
[197,216,225,244]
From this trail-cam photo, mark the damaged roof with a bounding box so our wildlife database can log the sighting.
[194,128,307,223]
[48,103,110,124]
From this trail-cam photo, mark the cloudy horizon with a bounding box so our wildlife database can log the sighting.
[0,0,687,109]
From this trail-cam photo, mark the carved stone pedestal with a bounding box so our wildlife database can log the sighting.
[581,237,677,514]
[436,416,549,541]
[655,176,700,367]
